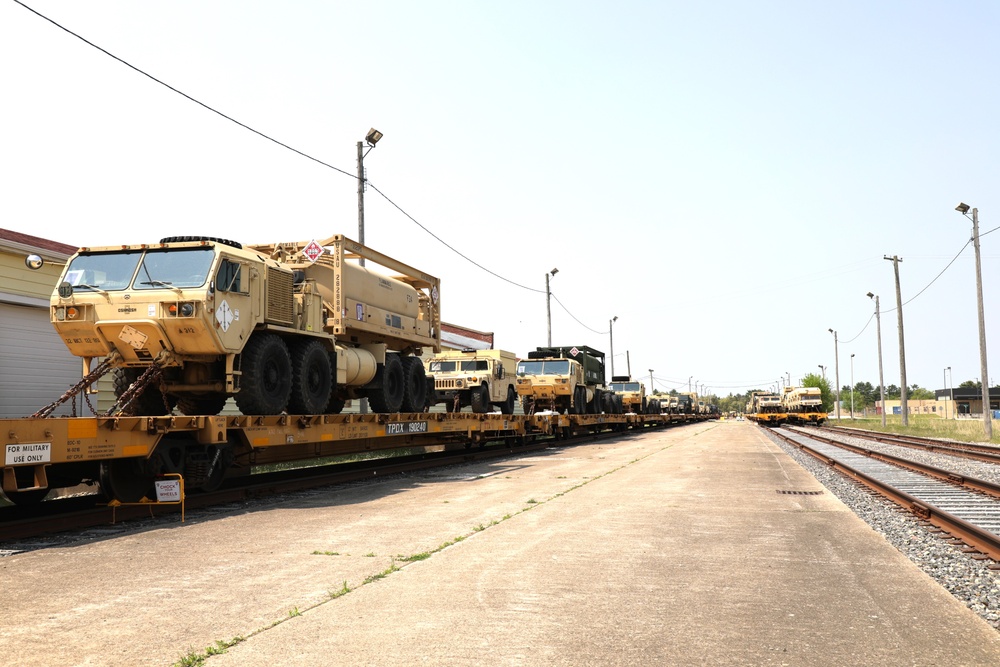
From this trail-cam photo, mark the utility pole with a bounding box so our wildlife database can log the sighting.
[970,207,993,438]
[649,369,654,394]
[545,268,558,346]
[828,329,840,420]
[868,292,886,427]
[609,316,618,376]
[884,255,908,426]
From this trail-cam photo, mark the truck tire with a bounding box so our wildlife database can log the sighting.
[574,387,587,415]
[500,387,516,415]
[236,333,292,415]
[367,353,404,413]
[289,340,332,414]
[176,395,228,416]
[112,367,175,416]
[589,388,602,414]
[470,384,490,413]
[400,356,427,413]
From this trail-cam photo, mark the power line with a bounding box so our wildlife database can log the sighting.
[13,0,544,294]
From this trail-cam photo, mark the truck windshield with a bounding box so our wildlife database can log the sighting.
[63,248,216,292]
[610,382,641,392]
[517,360,570,376]
[429,361,457,372]
[64,251,144,291]
[133,248,215,289]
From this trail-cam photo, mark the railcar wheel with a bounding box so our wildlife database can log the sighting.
[367,354,404,413]
[289,340,332,414]
[470,384,490,413]
[176,394,228,416]
[236,334,292,415]
[100,458,155,503]
[500,387,516,415]
[399,356,427,413]
[113,368,175,416]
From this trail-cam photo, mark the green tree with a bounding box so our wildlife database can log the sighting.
[802,373,832,412]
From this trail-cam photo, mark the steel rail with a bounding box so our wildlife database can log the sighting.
[815,425,1000,465]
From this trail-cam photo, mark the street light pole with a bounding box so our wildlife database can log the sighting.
[956,203,992,439]
[649,369,654,394]
[884,255,909,426]
[868,292,887,427]
[850,353,855,419]
[828,329,841,420]
[356,128,383,266]
[609,316,618,376]
[818,364,826,380]
[545,268,558,346]
[356,128,382,415]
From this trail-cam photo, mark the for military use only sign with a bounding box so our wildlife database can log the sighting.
[5,443,52,466]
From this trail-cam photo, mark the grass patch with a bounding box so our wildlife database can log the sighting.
[311,550,341,556]
[838,415,997,443]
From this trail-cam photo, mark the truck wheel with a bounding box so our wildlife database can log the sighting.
[176,395,228,416]
[500,387,516,415]
[236,333,292,415]
[367,354,404,413]
[470,384,490,413]
[400,356,427,413]
[589,388,602,414]
[112,367,175,416]
[574,387,587,414]
[289,340,332,414]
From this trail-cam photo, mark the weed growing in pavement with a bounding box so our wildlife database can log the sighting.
[173,636,245,667]
[311,550,341,556]
[399,552,431,562]
[288,607,301,617]
[363,551,376,557]
[473,523,486,532]
[526,498,537,504]
[363,561,400,584]
[329,581,350,599]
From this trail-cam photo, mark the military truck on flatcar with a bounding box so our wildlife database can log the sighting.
[424,348,518,414]
[48,235,441,416]
[609,375,646,414]
[515,345,617,414]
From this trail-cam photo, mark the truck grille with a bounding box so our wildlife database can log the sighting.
[436,379,465,389]
[266,268,294,326]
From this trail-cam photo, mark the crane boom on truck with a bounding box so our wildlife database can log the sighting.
[48,234,440,416]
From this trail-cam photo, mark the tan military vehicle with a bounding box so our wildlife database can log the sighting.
[425,349,518,414]
[515,345,617,415]
[48,234,440,415]
[609,375,648,414]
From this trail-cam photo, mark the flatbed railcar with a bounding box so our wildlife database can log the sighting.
[2,410,714,505]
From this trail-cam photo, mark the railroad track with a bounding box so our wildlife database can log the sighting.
[773,426,1000,564]
[0,423,637,548]
[821,424,1000,465]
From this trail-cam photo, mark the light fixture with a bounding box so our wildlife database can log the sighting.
[956,202,971,214]
[550,268,559,276]
[366,128,383,146]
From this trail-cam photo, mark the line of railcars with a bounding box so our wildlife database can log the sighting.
[745,387,826,426]
[4,234,716,505]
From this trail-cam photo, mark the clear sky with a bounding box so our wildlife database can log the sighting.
[4,1,1000,397]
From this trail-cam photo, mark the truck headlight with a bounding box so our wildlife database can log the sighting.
[167,302,195,317]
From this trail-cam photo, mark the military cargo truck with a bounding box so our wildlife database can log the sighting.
[515,345,617,414]
[48,234,440,416]
[609,375,646,414]
[425,348,518,414]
